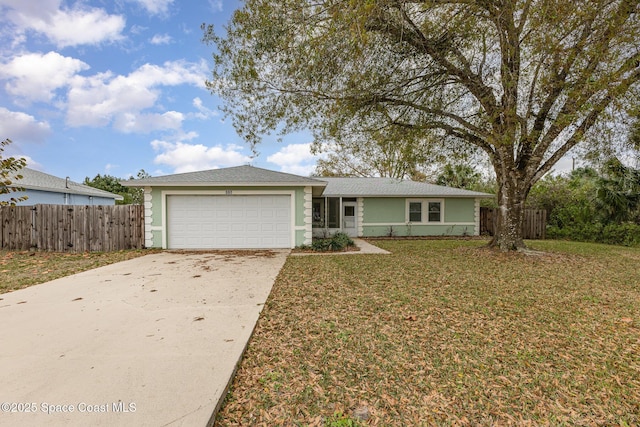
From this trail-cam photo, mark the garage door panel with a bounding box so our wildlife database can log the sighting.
[216,223,230,232]
[230,223,245,232]
[246,223,260,232]
[216,210,230,219]
[167,195,291,249]
[276,223,290,232]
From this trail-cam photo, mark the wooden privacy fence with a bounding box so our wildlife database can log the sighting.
[480,207,547,239]
[0,204,144,252]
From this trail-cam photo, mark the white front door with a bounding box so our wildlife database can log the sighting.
[342,202,357,237]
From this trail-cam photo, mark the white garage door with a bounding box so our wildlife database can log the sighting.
[167,195,291,249]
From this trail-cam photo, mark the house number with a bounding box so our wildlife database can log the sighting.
[225,190,232,195]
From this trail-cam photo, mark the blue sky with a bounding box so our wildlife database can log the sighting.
[0,0,322,182]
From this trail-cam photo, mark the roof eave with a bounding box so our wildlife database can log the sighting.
[12,184,123,199]
[320,193,494,198]
[123,181,328,188]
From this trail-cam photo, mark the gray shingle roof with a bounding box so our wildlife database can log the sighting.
[9,168,124,200]
[123,165,327,187]
[320,177,494,198]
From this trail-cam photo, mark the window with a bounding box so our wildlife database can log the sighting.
[327,198,340,228]
[428,202,441,222]
[409,202,422,222]
[312,200,323,225]
[407,199,443,223]
[313,198,350,228]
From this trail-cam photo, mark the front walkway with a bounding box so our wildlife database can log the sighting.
[352,238,391,254]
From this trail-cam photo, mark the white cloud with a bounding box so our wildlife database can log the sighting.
[131,0,174,15]
[192,97,219,119]
[2,1,125,48]
[208,0,223,12]
[0,51,89,103]
[66,60,207,131]
[66,71,154,127]
[267,143,320,176]
[130,24,148,35]
[0,107,51,143]
[150,33,172,45]
[33,8,125,48]
[20,155,43,170]
[113,111,184,133]
[152,140,252,173]
[130,61,207,87]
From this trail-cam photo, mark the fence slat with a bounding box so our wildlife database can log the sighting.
[0,204,144,252]
[480,207,547,239]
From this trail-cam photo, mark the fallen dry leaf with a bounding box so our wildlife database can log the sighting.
[213,239,640,427]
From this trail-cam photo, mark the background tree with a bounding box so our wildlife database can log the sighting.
[84,170,150,205]
[128,169,151,205]
[527,168,598,229]
[594,157,640,223]
[0,138,28,206]
[527,163,640,246]
[313,127,438,179]
[205,0,640,251]
[435,163,483,190]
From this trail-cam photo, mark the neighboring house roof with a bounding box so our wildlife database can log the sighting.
[320,177,494,198]
[123,165,327,187]
[9,168,124,200]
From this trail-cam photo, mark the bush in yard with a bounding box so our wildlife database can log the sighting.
[311,232,355,252]
[529,163,640,247]
[547,222,640,247]
[602,223,640,246]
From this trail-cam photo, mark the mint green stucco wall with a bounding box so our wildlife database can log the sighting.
[362,224,474,237]
[443,198,475,222]
[361,197,477,237]
[148,186,307,248]
[362,198,406,223]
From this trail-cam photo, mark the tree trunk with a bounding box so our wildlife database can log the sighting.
[489,170,528,251]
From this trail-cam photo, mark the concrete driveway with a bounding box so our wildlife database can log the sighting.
[0,250,289,427]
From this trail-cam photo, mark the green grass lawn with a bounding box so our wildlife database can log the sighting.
[0,249,156,293]
[215,239,640,426]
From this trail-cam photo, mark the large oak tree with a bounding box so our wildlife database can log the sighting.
[205,0,640,250]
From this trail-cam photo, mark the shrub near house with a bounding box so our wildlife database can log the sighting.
[309,232,355,252]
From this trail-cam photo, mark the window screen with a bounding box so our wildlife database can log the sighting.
[409,202,422,222]
[428,202,441,222]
